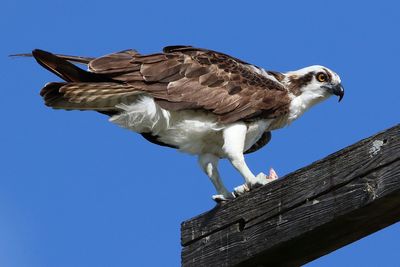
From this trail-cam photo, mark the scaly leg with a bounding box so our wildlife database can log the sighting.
[198,153,234,202]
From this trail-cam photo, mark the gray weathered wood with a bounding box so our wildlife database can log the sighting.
[181,124,400,267]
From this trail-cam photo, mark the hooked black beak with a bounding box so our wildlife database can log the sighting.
[322,83,344,102]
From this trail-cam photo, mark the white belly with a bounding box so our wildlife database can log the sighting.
[109,96,271,157]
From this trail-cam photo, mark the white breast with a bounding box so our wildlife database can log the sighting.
[109,96,271,156]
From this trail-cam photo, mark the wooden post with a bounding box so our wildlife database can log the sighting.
[181,124,400,267]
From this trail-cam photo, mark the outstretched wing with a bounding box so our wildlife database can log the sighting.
[32,46,291,123]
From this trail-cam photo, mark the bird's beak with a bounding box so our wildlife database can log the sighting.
[322,83,345,102]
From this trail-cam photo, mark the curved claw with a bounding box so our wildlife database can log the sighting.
[233,184,250,197]
[234,168,279,197]
[212,193,236,203]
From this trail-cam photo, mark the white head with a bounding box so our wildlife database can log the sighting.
[282,65,344,123]
[285,65,344,102]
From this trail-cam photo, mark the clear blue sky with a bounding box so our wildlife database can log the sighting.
[1,1,399,266]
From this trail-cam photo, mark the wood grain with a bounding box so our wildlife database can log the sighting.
[181,124,400,267]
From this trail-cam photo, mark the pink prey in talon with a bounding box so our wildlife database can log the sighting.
[268,168,279,181]
[233,167,279,197]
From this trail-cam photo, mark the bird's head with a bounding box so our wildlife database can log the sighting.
[285,65,344,102]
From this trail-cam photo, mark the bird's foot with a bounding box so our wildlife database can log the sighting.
[212,192,236,203]
[234,168,279,197]
[233,183,250,197]
[255,168,278,184]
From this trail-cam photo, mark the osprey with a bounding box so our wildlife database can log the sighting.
[21,46,344,202]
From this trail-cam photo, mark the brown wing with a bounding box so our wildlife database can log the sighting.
[88,46,290,123]
[244,131,272,154]
[32,46,290,123]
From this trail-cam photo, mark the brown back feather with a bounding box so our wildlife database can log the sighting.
[33,46,290,123]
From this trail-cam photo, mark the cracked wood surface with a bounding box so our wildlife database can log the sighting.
[181,124,400,267]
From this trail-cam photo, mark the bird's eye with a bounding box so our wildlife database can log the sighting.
[316,72,327,82]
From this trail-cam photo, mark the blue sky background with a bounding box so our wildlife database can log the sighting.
[1,1,399,266]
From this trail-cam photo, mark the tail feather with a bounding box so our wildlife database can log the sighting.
[17,49,146,113]
[10,52,94,64]
[31,49,111,82]
[28,49,141,112]
[51,54,95,64]
[41,82,141,110]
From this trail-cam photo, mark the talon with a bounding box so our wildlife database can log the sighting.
[234,168,280,198]
[233,184,250,197]
[212,193,235,203]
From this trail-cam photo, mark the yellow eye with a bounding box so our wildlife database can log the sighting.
[316,72,327,82]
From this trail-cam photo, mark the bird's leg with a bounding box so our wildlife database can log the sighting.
[234,168,279,195]
[233,169,278,196]
[222,123,272,196]
[198,153,234,202]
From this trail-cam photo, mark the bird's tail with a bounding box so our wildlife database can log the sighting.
[31,49,111,83]
[39,81,140,112]
[15,49,141,113]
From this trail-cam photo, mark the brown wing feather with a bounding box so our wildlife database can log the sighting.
[88,50,141,74]
[244,131,272,154]
[93,47,290,123]
[32,46,290,123]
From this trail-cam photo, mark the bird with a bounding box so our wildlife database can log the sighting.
[16,45,344,202]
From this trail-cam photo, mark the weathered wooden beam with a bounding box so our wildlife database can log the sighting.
[181,124,400,267]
